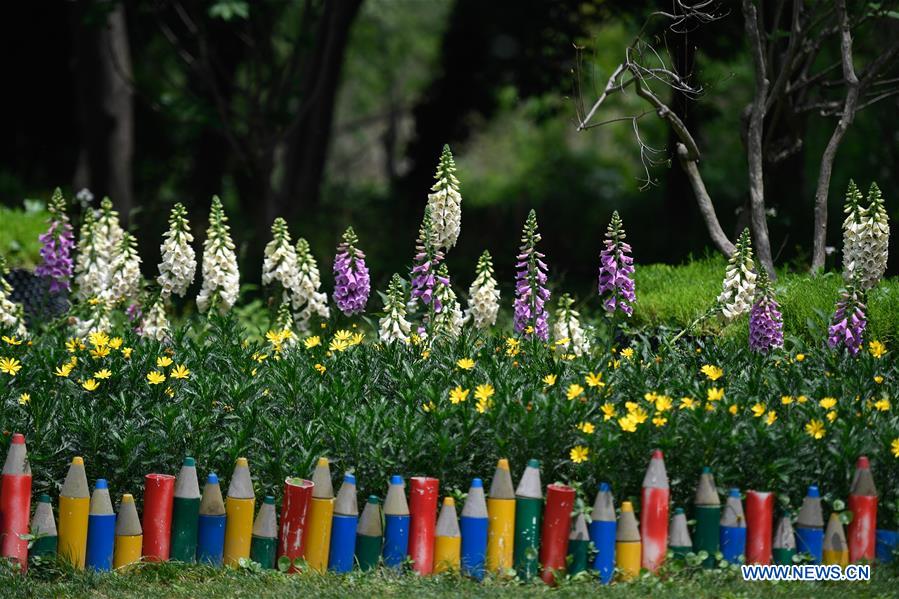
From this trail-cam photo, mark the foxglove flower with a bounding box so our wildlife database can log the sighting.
[96,197,124,275]
[157,203,196,298]
[74,210,107,300]
[197,196,240,314]
[426,145,462,251]
[379,273,412,343]
[748,268,783,353]
[141,296,170,342]
[109,232,142,304]
[553,293,590,356]
[597,211,635,316]
[513,210,550,340]
[717,228,756,320]
[273,301,297,346]
[828,281,866,355]
[74,297,112,337]
[293,238,330,332]
[431,263,462,340]
[0,256,26,337]
[843,181,889,290]
[333,227,370,316]
[410,207,444,312]
[464,250,500,329]
[35,188,75,294]
[262,218,301,302]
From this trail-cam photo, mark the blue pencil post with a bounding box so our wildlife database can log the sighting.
[382,475,410,568]
[328,473,359,573]
[460,478,488,580]
[720,488,746,564]
[589,482,616,584]
[85,479,115,571]
[196,473,227,566]
[795,485,824,563]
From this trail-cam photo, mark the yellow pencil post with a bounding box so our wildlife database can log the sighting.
[58,456,90,569]
[434,497,461,573]
[113,494,143,569]
[223,457,255,567]
[303,457,335,572]
[823,513,849,569]
[616,501,642,581]
[486,458,516,573]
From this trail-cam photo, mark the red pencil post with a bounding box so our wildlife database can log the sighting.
[1,433,32,571]
[539,484,575,585]
[408,477,439,574]
[847,456,877,563]
[279,477,314,572]
[745,490,774,565]
[142,473,176,561]
[640,449,670,572]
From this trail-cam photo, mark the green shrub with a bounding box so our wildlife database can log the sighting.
[0,204,48,269]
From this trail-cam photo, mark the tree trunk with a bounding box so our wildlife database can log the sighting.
[274,0,363,223]
[71,0,134,223]
[742,0,775,277]
[810,0,859,273]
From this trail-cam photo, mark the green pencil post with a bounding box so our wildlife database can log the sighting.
[170,457,201,562]
[355,496,383,570]
[513,459,542,579]
[693,467,720,568]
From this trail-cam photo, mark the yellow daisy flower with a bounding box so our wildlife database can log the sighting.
[618,415,637,432]
[601,403,616,420]
[805,419,825,440]
[0,357,22,376]
[170,365,190,380]
[566,384,585,401]
[2,336,22,346]
[449,386,470,404]
[892,438,899,458]
[765,410,777,426]
[542,374,557,387]
[795,353,805,362]
[350,332,364,346]
[570,446,590,464]
[94,369,112,380]
[457,358,476,370]
[655,395,673,412]
[475,397,493,414]
[82,379,100,391]
[869,340,887,359]
[874,398,891,412]
[90,346,110,359]
[18,393,30,405]
[781,395,794,405]
[585,372,604,387]
[679,397,697,411]
[819,397,837,410]
[314,363,326,375]
[156,356,173,368]
[874,375,884,384]
[122,347,133,359]
[751,403,766,417]
[55,363,74,377]
[329,338,350,353]
[729,404,738,415]
[576,421,595,434]
[620,348,634,359]
[88,331,110,348]
[474,384,495,402]
[147,371,166,385]
[707,387,724,402]
[826,410,838,422]
[700,365,723,381]
[304,336,321,349]
[652,415,667,427]
[334,330,353,343]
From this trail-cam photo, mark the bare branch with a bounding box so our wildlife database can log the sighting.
[576,63,628,130]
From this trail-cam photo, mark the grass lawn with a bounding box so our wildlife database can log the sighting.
[7,560,898,599]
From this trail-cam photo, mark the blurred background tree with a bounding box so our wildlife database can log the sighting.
[2,0,898,299]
